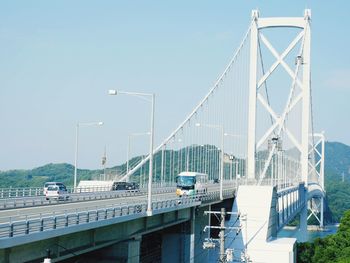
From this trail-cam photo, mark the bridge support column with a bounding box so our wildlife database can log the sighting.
[107,236,141,263]
[232,186,295,262]
[0,248,10,263]
[161,232,183,263]
[299,205,308,242]
[189,207,195,263]
[127,237,141,263]
[247,10,259,180]
[320,197,324,228]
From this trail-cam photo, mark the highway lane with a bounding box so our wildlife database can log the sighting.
[0,183,229,211]
[0,183,233,224]
[0,185,176,199]
[0,191,178,223]
[0,190,143,209]
[0,185,178,209]
[0,187,174,209]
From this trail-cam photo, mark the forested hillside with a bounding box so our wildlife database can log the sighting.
[298,210,350,262]
[1,141,350,223]
[324,142,350,222]
[0,163,103,188]
[0,146,221,188]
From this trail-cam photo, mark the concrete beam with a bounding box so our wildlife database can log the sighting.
[0,207,194,263]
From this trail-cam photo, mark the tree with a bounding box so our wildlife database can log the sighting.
[298,210,350,262]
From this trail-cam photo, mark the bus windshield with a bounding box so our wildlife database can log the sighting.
[177,176,196,187]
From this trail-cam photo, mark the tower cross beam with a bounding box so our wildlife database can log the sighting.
[256,92,302,151]
[257,31,304,89]
[259,33,304,89]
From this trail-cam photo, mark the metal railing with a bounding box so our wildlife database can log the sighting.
[0,189,235,239]
[238,178,302,190]
[0,183,177,199]
[0,187,44,199]
[0,186,177,210]
[0,178,305,200]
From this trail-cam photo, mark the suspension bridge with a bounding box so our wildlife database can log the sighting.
[0,9,325,263]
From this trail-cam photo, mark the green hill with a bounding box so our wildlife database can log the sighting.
[298,210,350,263]
[0,163,121,188]
[324,142,350,222]
[0,145,221,188]
[1,141,350,222]
[325,142,350,176]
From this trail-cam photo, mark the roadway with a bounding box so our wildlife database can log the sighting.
[0,191,176,223]
[0,186,175,210]
[0,183,229,224]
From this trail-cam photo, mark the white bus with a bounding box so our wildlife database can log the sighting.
[176,172,208,196]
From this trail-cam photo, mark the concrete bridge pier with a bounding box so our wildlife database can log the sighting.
[0,249,9,263]
[231,185,296,263]
[299,205,308,242]
[298,186,308,242]
[161,207,196,263]
[161,230,185,263]
[103,236,141,263]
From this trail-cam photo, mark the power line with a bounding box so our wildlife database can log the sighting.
[202,208,247,262]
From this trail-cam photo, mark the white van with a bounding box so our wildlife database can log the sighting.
[45,184,68,200]
[43,182,66,195]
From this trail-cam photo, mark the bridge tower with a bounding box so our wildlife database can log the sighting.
[230,9,317,262]
[247,9,312,186]
[308,132,326,227]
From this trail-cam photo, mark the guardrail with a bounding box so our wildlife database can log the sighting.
[0,183,177,199]
[276,183,306,231]
[0,189,235,239]
[0,186,177,210]
[0,187,44,199]
[0,178,303,199]
[237,178,301,190]
[0,181,238,210]
[0,186,130,199]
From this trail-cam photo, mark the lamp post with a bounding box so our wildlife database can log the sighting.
[224,133,243,184]
[195,123,224,200]
[229,154,234,181]
[127,132,151,180]
[108,90,155,216]
[74,121,104,190]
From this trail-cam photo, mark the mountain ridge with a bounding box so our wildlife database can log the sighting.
[1,141,350,221]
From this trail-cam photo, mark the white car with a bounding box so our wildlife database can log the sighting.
[43,182,65,195]
[45,184,69,200]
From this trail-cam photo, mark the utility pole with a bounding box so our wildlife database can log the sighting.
[219,208,226,262]
[202,209,242,262]
[43,249,51,263]
[102,146,107,181]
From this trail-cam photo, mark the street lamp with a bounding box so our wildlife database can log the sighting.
[127,132,151,179]
[195,123,224,200]
[229,154,234,181]
[109,89,155,216]
[224,133,244,184]
[74,121,104,190]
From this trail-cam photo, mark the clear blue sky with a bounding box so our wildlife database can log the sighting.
[0,1,348,171]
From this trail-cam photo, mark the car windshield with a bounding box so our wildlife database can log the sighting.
[47,186,59,191]
[177,176,196,187]
[45,182,64,187]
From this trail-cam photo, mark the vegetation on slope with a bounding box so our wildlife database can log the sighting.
[0,163,110,188]
[0,141,349,222]
[297,210,350,263]
[324,142,350,222]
